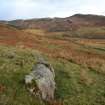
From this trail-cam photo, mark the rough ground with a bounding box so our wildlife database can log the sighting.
[0,15,105,104]
[0,41,105,105]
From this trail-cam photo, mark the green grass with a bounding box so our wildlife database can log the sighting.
[0,45,105,105]
[23,29,45,35]
[76,27,105,39]
[45,44,62,49]
[0,46,46,105]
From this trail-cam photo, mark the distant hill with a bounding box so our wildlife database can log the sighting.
[0,14,105,39]
[69,14,105,27]
[1,14,105,32]
[6,18,75,31]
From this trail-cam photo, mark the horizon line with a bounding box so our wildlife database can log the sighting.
[0,13,105,21]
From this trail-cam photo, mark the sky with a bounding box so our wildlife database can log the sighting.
[0,0,105,20]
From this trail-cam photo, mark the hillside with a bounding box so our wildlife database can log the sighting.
[0,39,105,105]
[7,18,75,32]
[0,23,45,47]
[70,14,105,27]
[0,14,105,105]
[0,17,105,73]
[1,14,105,39]
[1,14,105,30]
[0,23,28,45]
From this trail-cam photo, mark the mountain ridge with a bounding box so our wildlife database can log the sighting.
[1,14,105,32]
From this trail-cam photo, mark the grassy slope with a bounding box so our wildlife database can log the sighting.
[75,27,105,39]
[0,24,105,105]
[0,46,45,105]
[0,45,105,105]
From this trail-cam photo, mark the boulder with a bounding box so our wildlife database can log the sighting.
[25,58,56,102]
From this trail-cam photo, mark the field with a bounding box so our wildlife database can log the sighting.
[0,25,105,105]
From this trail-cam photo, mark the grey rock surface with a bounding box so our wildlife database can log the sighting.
[25,59,56,102]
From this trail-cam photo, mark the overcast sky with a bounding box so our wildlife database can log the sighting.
[0,0,105,20]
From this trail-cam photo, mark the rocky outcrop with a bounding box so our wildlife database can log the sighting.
[25,58,56,102]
